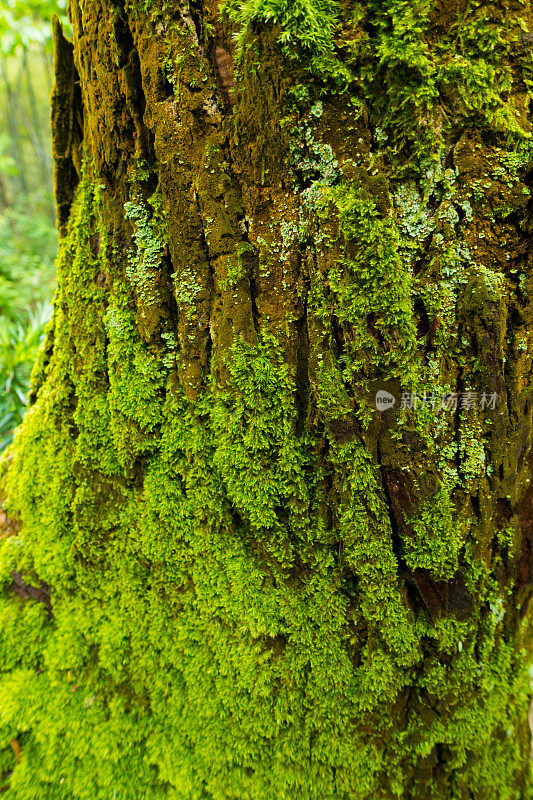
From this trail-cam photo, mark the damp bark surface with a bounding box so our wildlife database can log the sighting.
[1,1,533,798]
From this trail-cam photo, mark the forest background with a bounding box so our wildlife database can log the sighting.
[0,0,67,452]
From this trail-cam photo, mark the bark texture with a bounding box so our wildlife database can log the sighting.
[1,0,533,798]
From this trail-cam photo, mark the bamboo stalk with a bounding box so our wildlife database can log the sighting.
[0,57,28,196]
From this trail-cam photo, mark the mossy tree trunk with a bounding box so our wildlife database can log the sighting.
[1,0,533,797]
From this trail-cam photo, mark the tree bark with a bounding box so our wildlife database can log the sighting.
[1,1,533,798]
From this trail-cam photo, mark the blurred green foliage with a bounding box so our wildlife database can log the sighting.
[0,0,65,450]
[0,200,57,449]
[0,201,57,321]
[0,0,70,53]
[0,303,51,451]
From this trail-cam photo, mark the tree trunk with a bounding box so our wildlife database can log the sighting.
[1,1,533,797]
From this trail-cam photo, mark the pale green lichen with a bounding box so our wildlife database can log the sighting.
[124,189,167,305]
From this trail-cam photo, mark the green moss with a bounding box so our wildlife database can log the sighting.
[210,331,312,564]
[104,288,165,466]
[403,482,463,580]
[314,184,419,396]
[222,0,343,63]
[1,1,532,796]
[336,442,421,670]
[229,0,530,169]
[219,241,255,289]
[123,188,171,336]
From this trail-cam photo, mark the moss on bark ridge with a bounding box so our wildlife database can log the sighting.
[1,0,533,797]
